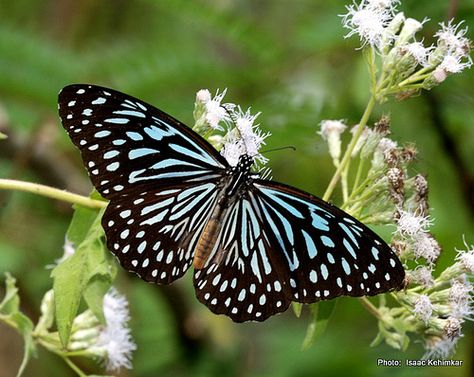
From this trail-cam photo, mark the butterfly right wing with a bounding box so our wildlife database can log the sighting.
[194,194,292,322]
[103,181,221,284]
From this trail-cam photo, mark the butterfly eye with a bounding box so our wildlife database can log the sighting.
[59,84,405,322]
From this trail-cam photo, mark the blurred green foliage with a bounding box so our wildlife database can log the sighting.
[0,0,473,376]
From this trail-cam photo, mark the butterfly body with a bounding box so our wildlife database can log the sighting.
[58,84,405,322]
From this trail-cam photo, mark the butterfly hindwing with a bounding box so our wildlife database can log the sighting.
[194,196,292,322]
[252,180,405,300]
[103,181,221,284]
[58,84,227,200]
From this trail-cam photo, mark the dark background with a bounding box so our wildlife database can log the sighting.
[0,0,473,376]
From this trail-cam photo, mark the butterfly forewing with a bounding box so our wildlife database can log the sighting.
[58,84,227,200]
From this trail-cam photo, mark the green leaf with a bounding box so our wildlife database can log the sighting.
[51,247,90,347]
[52,208,112,348]
[0,274,36,377]
[83,275,111,324]
[301,300,337,350]
[66,204,101,246]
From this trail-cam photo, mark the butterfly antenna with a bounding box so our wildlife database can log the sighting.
[260,145,296,154]
[222,103,238,126]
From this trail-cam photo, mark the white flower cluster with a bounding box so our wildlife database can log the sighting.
[70,288,136,372]
[194,89,229,131]
[342,0,399,50]
[341,0,472,94]
[194,89,271,168]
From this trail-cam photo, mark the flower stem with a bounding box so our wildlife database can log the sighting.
[322,95,376,202]
[359,297,382,320]
[351,157,366,194]
[60,355,88,377]
[0,179,106,209]
[398,67,432,87]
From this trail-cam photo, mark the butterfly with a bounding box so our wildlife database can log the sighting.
[58,84,405,322]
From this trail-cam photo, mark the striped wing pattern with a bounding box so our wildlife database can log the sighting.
[194,180,404,322]
[194,194,292,321]
[103,182,219,283]
[58,84,405,323]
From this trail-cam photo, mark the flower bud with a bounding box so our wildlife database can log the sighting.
[36,290,55,332]
[319,120,347,165]
[350,125,370,157]
[444,317,462,340]
[422,67,447,90]
[381,12,406,53]
[396,18,424,46]
[412,294,434,324]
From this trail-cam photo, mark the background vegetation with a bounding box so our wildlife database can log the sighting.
[0,0,473,376]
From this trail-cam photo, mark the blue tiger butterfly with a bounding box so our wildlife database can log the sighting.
[58,84,405,322]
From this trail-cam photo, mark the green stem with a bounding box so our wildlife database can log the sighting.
[398,73,431,86]
[60,355,88,377]
[351,157,366,195]
[341,169,349,202]
[0,314,20,330]
[322,95,376,202]
[359,297,382,320]
[0,179,106,209]
[398,67,432,87]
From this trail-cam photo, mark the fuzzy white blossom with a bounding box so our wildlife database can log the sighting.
[449,278,473,319]
[341,0,396,50]
[367,0,399,10]
[402,42,432,67]
[396,210,432,238]
[439,53,473,73]
[424,337,459,359]
[220,107,270,167]
[412,232,441,264]
[435,20,471,57]
[96,288,136,371]
[412,294,434,324]
[409,266,434,287]
[455,243,474,274]
[205,90,229,131]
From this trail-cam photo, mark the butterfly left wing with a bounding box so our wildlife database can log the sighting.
[194,179,405,322]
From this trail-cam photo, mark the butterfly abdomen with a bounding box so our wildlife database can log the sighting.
[194,197,227,269]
